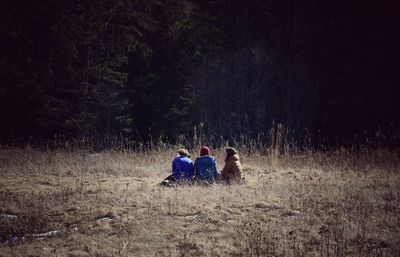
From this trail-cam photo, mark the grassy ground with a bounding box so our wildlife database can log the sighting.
[0,147,399,256]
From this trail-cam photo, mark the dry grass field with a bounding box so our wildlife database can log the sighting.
[0,146,399,256]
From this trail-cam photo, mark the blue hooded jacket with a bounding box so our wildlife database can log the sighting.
[194,156,221,184]
[172,156,194,180]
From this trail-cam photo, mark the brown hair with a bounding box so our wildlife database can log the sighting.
[225,147,238,161]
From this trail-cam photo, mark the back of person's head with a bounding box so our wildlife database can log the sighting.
[178,149,190,157]
[225,147,238,160]
[200,146,211,156]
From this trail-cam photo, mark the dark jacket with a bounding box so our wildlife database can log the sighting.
[194,156,220,184]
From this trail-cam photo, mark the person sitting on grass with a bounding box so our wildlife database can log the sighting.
[193,146,220,184]
[161,149,194,186]
[220,147,243,184]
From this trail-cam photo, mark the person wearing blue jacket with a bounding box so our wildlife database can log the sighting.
[172,149,194,180]
[161,149,194,186]
[194,146,221,184]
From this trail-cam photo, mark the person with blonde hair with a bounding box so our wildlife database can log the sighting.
[220,147,242,184]
[172,149,194,180]
[160,148,194,186]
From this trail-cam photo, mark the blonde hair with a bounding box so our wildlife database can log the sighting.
[178,149,190,157]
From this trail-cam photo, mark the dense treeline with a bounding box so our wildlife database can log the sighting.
[1,0,399,148]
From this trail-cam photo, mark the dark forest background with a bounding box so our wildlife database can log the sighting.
[1,0,399,148]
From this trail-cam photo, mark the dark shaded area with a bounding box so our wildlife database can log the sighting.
[1,0,399,148]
